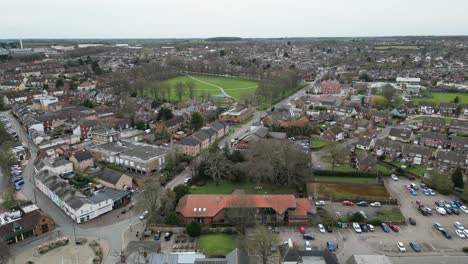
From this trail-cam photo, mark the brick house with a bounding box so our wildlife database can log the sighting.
[354,137,374,150]
[219,106,253,123]
[192,130,211,150]
[439,102,458,116]
[97,167,133,190]
[355,153,377,173]
[401,145,432,165]
[158,116,185,134]
[449,119,468,134]
[388,128,412,142]
[176,137,202,157]
[320,81,341,95]
[371,111,391,124]
[374,139,401,159]
[450,136,468,153]
[176,194,314,224]
[209,120,228,139]
[322,126,344,141]
[434,151,467,172]
[422,117,446,132]
[0,210,55,245]
[69,150,94,172]
[419,131,448,148]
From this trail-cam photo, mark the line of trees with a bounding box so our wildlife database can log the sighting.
[255,70,300,105]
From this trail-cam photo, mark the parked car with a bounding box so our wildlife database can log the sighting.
[429,189,436,196]
[14,184,21,191]
[463,230,468,237]
[460,205,468,214]
[455,229,466,239]
[425,208,433,215]
[143,229,152,237]
[367,224,375,232]
[409,242,421,252]
[381,223,390,233]
[315,200,326,206]
[391,174,398,181]
[357,201,368,207]
[410,183,418,190]
[360,224,368,233]
[353,222,362,233]
[449,201,458,208]
[454,222,465,230]
[433,222,444,232]
[446,208,453,215]
[305,241,312,251]
[416,200,423,206]
[370,202,381,207]
[318,224,326,233]
[420,183,428,189]
[164,231,173,241]
[451,208,460,215]
[388,223,400,232]
[435,200,444,207]
[409,189,417,196]
[440,229,452,239]
[397,242,406,252]
[154,230,161,240]
[408,217,416,225]
[139,210,149,220]
[184,177,192,184]
[303,233,315,240]
[435,207,447,215]
[342,201,354,206]
[422,189,430,196]
[298,226,305,234]
[325,226,333,233]
[326,241,335,252]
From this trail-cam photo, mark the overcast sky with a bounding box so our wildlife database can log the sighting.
[2,0,467,39]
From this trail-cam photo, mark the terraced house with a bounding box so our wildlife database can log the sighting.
[419,131,448,148]
[434,151,468,172]
[422,117,446,132]
[374,139,401,159]
[401,145,432,165]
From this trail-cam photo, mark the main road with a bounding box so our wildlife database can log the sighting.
[6,112,135,264]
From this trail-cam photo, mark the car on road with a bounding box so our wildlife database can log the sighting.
[318,224,326,233]
[154,230,161,240]
[342,201,354,206]
[397,242,406,252]
[357,201,369,207]
[139,210,149,220]
[303,233,315,240]
[391,174,398,181]
[370,202,381,207]
[388,223,400,232]
[441,229,452,239]
[409,242,421,252]
[455,229,466,239]
[435,207,447,215]
[305,241,312,251]
[367,224,375,232]
[326,241,335,252]
[184,177,192,184]
[408,217,416,225]
[454,222,465,230]
[381,223,390,233]
[460,205,468,214]
[164,231,173,241]
[315,200,326,206]
[353,222,362,233]
[298,226,305,234]
[433,222,444,231]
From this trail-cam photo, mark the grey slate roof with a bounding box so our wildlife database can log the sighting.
[388,128,412,141]
[178,137,201,146]
[98,167,125,185]
[72,150,93,162]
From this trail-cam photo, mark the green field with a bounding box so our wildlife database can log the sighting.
[374,45,420,50]
[412,92,468,104]
[197,234,237,256]
[314,176,379,184]
[144,75,258,101]
[312,182,389,198]
[190,180,297,195]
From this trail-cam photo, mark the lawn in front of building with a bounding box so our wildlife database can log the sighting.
[190,180,297,195]
[197,234,237,256]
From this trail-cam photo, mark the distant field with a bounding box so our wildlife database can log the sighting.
[411,92,468,104]
[144,75,258,101]
[374,45,420,50]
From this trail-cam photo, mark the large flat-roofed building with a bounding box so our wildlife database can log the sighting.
[90,140,168,174]
[219,106,253,123]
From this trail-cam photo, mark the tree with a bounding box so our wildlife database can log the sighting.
[203,148,232,185]
[91,60,103,75]
[461,187,468,202]
[55,78,64,88]
[138,179,175,223]
[135,120,146,130]
[452,167,464,189]
[321,142,349,171]
[186,80,195,99]
[82,99,96,108]
[51,126,63,137]
[173,184,191,202]
[428,170,453,195]
[190,112,204,130]
[174,81,185,102]
[350,211,366,222]
[157,107,174,121]
[453,96,460,103]
[370,96,389,109]
[186,221,201,237]
[381,84,396,101]
[224,196,256,233]
[246,226,278,264]
[354,83,369,95]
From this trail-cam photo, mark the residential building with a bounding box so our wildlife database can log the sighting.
[419,131,447,148]
[449,119,468,134]
[92,129,122,145]
[401,145,432,165]
[176,137,202,157]
[450,136,468,153]
[434,151,467,172]
[279,243,339,264]
[371,111,390,124]
[354,137,374,150]
[388,128,412,142]
[96,168,133,190]
[77,81,96,91]
[320,81,341,95]
[31,93,59,111]
[439,102,458,116]
[69,150,95,172]
[219,106,253,123]
[374,139,401,159]
[34,158,73,176]
[356,153,377,173]
[419,102,437,115]
[176,194,313,224]
[422,117,446,131]
[322,126,344,141]
[157,116,185,134]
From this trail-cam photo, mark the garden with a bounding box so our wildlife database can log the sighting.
[197,233,237,256]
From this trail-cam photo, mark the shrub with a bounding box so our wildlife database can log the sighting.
[463,247,468,253]
[186,221,202,237]
[223,227,235,235]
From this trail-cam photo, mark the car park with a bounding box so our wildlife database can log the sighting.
[370,202,381,207]
[342,201,354,206]
[454,222,464,230]
[305,241,312,251]
[408,217,416,225]
[353,222,362,233]
[381,223,390,233]
[315,200,326,206]
[367,224,375,232]
[455,229,466,239]
[317,224,326,233]
[409,242,421,252]
[326,241,335,252]
[356,201,368,207]
[397,242,406,252]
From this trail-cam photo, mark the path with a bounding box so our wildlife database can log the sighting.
[186,74,236,100]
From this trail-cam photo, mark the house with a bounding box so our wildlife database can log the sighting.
[74,119,98,139]
[422,117,446,132]
[177,137,202,157]
[371,111,390,124]
[439,102,458,116]
[341,117,357,130]
[69,150,95,172]
[461,104,468,116]
[450,136,468,153]
[434,151,467,172]
[374,139,401,159]
[322,126,344,141]
[388,128,412,142]
[419,131,447,148]
[97,168,133,190]
[320,81,341,95]
[449,119,468,134]
[0,208,55,245]
[279,243,339,264]
[237,127,269,149]
[391,102,416,117]
[157,116,185,134]
[192,130,211,150]
[354,137,375,150]
[34,158,73,176]
[401,145,432,165]
[77,81,96,91]
[355,153,377,173]
[419,102,437,115]
[277,116,310,128]
[176,194,314,224]
[333,107,357,117]
[219,106,253,123]
[92,129,121,145]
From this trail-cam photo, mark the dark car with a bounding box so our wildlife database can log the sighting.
[154,230,161,240]
[445,208,453,215]
[325,226,333,233]
[417,206,428,216]
[409,242,421,252]
[408,217,416,225]
[435,201,444,207]
[420,183,428,189]
[360,224,368,233]
[164,231,173,241]
[357,201,369,207]
[451,208,460,215]
[303,233,315,240]
[440,229,452,239]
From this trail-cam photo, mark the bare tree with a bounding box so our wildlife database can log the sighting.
[321,142,349,171]
[203,149,231,185]
[224,196,256,233]
[151,81,160,100]
[138,179,175,223]
[246,226,278,264]
[186,80,195,99]
[174,81,185,102]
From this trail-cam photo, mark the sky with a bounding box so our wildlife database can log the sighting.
[1,0,467,39]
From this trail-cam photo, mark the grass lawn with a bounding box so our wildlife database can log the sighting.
[144,75,258,101]
[333,164,356,172]
[314,176,379,184]
[190,180,297,195]
[314,182,389,198]
[374,209,405,222]
[310,137,328,148]
[412,92,468,104]
[406,165,425,176]
[197,234,237,256]
[376,164,392,174]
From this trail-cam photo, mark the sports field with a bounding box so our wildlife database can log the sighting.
[145,75,258,101]
[411,92,468,104]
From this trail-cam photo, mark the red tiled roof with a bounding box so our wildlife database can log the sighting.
[321,81,341,89]
[288,198,314,217]
[176,194,312,218]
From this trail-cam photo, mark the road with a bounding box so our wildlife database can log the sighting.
[6,112,136,264]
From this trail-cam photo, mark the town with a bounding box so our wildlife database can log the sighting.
[0,33,467,264]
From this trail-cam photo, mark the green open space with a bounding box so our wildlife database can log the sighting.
[376,164,392,174]
[411,92,468,104]
[314,176,379,184]
[333,164,356,173]
[312,182,389,198]
[197,234,237,256]
[310,137,328,148]
[190,180,297,195]
[144,75,258,101]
